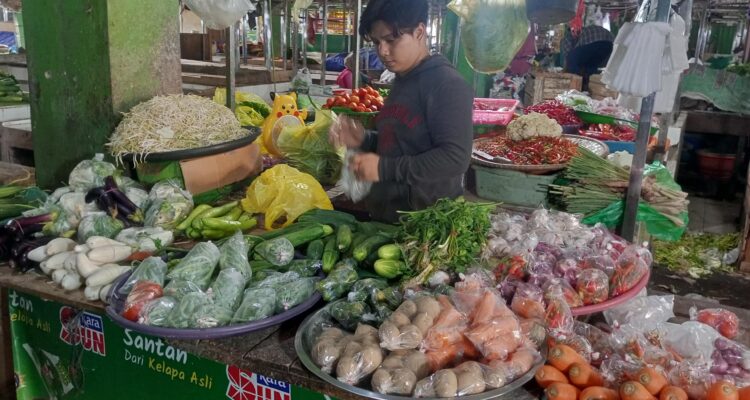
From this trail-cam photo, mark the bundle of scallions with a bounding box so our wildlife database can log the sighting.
[549,148,688,227]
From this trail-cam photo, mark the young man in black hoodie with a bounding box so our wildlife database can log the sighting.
[330,0,474,223]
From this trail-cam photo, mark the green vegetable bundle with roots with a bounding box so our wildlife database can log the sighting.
[398,197,496,287]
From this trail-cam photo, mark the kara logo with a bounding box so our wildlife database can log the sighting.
[226,365,291,400]
[59,306,106,356]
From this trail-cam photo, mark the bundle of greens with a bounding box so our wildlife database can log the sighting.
[276,109,343,185]
[398,197,495,287]
[653,232,740,277]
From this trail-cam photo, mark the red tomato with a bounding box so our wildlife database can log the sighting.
[350,95,360,104]
[357,88,367,97]
[373,100,384,109]
[363,99,372,107]
[349,103,358,111]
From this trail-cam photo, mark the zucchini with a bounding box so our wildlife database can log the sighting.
[278,224,334,247]
[357,221,400,239]
[373,259,407,279]
[336,224,353,252]
[322,236,339,273]
[377,244,402,260]
[298,209,357,228]
[306,239,325,260]
[352,234,392,262]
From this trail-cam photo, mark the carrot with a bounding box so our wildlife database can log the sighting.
[472,290,498,324]
[635,367,667,395]
[659,386,687,400]
[706,380,739,400]
[548,344,588,373]
[738,386,750,400]
[620,381,656,400]
[568,362,604,388]
[508,348,537,375]
[580,386,620,400]
[535,365,569,388]
[545,382,580,400]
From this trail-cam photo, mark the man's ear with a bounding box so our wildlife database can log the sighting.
[414,23,427,41]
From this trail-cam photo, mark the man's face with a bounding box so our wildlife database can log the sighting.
[369,20,426,75]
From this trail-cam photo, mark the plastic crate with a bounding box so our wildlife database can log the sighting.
[472,165,559,207]
[472,98,519,126]
[604,141,635,154]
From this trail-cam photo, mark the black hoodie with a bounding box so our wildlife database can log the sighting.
[361,55,473,222]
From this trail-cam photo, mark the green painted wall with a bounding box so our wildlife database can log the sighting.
[24,0,181,188]
[24,0,115,188]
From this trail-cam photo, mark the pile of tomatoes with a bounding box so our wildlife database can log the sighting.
[323,86,384,113]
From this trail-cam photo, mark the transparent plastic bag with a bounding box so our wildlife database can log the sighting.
[315,263,358,302]
[253,271,300,290]
[241,164,333,230]
[164,292,212,328]
[329,300,371,331]
[275,277,317,313]
[379,298,438,351]
[277,109,343,185]
[77,213,125,242]
[510,282,545,319]
[338,150,372,203]
[218,230,252,282]
[422,296,475,371]
[163,279,203,301]
[232,287,277,323]
[693,308,740,340]
[373,350,432,395]
[118,256,167,296]
[121,281,164,322]
[576,268,610,305]
[208,268,246,311]
[544,278,583,308]
[115,227,174,253]
[139,296,177,326]
[68,154,117,191]
[486,348,542,386]
[336,339,384,386]
[166,242,220,290]
[545,293,574,334]
[603,294,674,328]
[183,0,255,30]
[611,246,650,297]
[254,237,295,266]
[192,303,233,328]
[312,326,353,374]
[459,289,523,361]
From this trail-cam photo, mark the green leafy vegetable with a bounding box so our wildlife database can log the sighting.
[653,232,740,278]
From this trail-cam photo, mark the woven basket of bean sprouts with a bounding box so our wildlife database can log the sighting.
[108,94,250,165]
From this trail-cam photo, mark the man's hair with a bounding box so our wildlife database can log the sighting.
[359,0,428,39]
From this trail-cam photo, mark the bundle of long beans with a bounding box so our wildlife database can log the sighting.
[550,148,688,226]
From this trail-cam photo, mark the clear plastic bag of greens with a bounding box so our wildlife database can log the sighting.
[166,242,220,290]
[192,303,234,328]
[253,271,301,290]
[219,231,252,282]
[315,263,359,302]
[448,0,530,73]
[163,279,203,300]
[240,164,333,230]
[277,109,343,185]
[118,257,168,296]
[232,287,278,323]
[208,268,246,311]
[115,227,174,253]
[77,213,125,242]
[68,154,117,191]
[139,296,177,326]
[164,292,212,328]
[147,179,192,204]
[254,237,295,266]
[276,277,318,313]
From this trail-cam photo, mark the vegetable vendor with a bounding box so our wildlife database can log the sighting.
[329,0,473,223]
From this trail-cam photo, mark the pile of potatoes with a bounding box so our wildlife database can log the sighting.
[312,324,385,385]
[371,350,431,394]
[378,296,442,351]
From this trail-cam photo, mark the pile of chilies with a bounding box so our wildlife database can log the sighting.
[525,100,582,126]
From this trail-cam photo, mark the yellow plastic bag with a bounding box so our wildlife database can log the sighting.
[240,164,333,230]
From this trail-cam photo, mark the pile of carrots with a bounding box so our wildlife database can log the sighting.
[537,344,750,400]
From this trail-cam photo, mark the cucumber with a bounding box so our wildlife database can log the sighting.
[322,236,339,273]
[350,232,368,254]
[377,244,402,260]
[306,239,325,260]
[258,222,318,240]
[277,224,334,247]
[352,234,392,262]
[298,209,357,228]
[336,224,353,252]
[374,259,406,279]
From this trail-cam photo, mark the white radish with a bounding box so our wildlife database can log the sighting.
[52,269,67,284]
[87,245,133,264]
[86,264,131,287]
[61,272,83,291]
[45,238,77,256]
[73,244,90,253]
[84,285,102,301]
[41,251,73,271]
[39,263,52,275]
[86,236,125,249]
[76,253,100,278]
[27,245,49,263]
[63,253,78,273]
[99,284,113,303]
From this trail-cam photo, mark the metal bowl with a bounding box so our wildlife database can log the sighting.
[472,134,609,175]
[295,306,546,400]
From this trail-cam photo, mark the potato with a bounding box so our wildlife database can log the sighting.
[318,327,344,341]
[381,353,405,370]
[389,311,411,328]
[434,369,458,398]
[311,338,344,372]
[378,321,401,347]
[414,376,437,398]
[404,350,431,380]
[359,345,384,376]
[336,356,360,384]
[342,341,363,357]
[390,368,418,395]
[483,363,511,389]
[354,324,379,342]
[415,296,441,319]
[455,362,485,395]
[412,312,434,335]
[395,300,417,318]
[396,324,423,349]
[371,368,394,394]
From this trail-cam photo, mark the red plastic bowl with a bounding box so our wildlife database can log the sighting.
[570,269,651,316]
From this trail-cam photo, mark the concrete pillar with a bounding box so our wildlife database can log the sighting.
[23,0,181,188]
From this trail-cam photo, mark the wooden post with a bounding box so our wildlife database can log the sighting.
[23,0,181,188]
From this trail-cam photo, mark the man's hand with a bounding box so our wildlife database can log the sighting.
[350,152,380,182]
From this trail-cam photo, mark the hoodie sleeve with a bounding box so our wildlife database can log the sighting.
[378,75,473,184]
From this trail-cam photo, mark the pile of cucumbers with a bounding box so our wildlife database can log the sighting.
[0,72,25,103]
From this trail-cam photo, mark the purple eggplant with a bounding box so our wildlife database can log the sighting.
[104,176,143,222]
